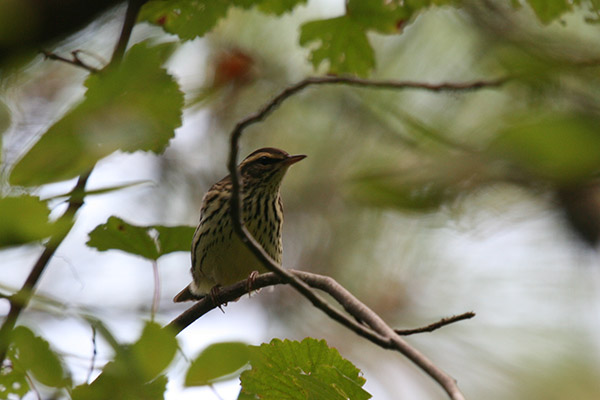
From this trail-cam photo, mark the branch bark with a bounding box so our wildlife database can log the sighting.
[167,271,472,400]
[221,76,505,399]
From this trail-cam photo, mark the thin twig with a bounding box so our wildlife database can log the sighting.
[41,50,99,73]
[86,326,98,384]
[395,312,476,336]
[224,76,502,400]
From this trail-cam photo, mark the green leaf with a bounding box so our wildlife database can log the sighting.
[87,216,160,260]
[72,322,175,400]
[254,0,307,15]
[300,16,375,77]
[239,338,371,400]
[347,0,410,33]
[10,41,183,186]
[491,113,600,183]
[186,342,250,386]
[0,348,30,399]
[140,0,232,40]
[87,216,195,260]
[10,326,70,388]
[0,195,55,248]
[525,0,573,24]
[130,322,178,381]
[154,225,196,255]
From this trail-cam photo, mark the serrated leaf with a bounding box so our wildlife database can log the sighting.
[10,41,183,186]
[239,338,371,400]
[300,16,374,77]
[10,326,70,388]
[87,216,160,260]
[140,0,232,40]
[186,342,250,386]
[0,195,56,248]
[347,0,410,33]
[491,113,600,183]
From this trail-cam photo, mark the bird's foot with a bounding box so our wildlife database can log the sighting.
[246,270,260,296]
[209,285,226,312]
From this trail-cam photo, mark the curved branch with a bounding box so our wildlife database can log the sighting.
[224,76,500,399]
[168,271,470,400]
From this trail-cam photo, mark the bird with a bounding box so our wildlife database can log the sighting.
[173,147,306,302]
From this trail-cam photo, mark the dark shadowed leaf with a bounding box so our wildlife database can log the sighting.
[186,342,250,386]
[10,41,183,186]
[239,338,371,400]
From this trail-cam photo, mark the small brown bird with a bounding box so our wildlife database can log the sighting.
[174,147,306,302]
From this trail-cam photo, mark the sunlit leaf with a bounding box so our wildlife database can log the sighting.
[87,216,195,260]
[10,326,70,388]
[186,342,250,386]
[10,41,183,186]
[0,195,55,248]
[239,338,371,400]
[347,0,410,33]
[300,16,374,77]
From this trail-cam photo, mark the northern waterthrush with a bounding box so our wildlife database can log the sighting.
[174,147,306,302]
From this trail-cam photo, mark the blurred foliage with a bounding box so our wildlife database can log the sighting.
[0,196,56,248]
[185,342,251,386]
[87,216,196,260]
[2,1,600,400]
[9,41,183,186]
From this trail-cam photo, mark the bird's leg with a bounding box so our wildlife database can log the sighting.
[246,270,260,296]
[209,285,226,312]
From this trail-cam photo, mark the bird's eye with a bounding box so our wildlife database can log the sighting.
[258,156,270,165]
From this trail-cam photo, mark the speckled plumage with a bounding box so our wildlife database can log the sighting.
[173,148,305,302]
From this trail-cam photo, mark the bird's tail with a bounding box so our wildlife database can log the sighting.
[173,284,204,303]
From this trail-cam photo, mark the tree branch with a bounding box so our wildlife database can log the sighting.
[168,271,471,400]
[0,0,146,362]
[41,50,99,73]
[223,76,503,399]
[395,312,476,336]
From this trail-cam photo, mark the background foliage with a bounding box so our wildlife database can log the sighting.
[2,0,600,399]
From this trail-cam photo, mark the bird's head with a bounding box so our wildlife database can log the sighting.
[239,147,306,190]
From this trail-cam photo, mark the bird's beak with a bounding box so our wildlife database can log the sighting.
[283,154,307,166]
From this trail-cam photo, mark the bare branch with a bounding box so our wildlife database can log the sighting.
[223,76,500,399]
[168,271,470,400]
[41,50,99,73]
[395,312,476,336]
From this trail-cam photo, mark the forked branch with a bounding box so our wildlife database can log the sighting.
[220,76,505,399]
